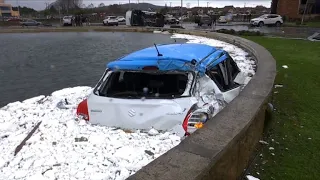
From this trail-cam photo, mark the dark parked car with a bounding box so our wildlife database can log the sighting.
[195,15,213,26]
[20,19,42,26]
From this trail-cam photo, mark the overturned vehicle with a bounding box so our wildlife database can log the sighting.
[76,43,249,137]
[125,10,165,27]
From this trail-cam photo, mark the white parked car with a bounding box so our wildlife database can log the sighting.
[76,43,248,137]
[218,16,227,23]
[117,16,126,23]
[250,14,283,27]
[63,16,73,26]
[103,16,119,26]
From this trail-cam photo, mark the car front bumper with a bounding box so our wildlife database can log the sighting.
[250,21,259,26]
[106,22,118,25]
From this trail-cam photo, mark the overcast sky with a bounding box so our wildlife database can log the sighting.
[5,0,271,10]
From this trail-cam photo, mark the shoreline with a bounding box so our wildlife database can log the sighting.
[0,26,166,33]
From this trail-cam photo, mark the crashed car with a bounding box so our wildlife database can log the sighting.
[76,43,248,137]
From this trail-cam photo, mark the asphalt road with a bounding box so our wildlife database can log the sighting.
[1,21,318,39]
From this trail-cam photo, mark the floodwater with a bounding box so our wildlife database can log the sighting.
[0,32,186,107]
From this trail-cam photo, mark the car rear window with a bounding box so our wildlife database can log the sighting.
[109,17,116,19]
[96,71,192,99]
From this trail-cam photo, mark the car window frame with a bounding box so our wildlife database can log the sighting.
[94,69,196,98]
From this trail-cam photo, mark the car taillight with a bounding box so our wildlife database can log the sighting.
[182,107,208,136]
[76,99,89,121]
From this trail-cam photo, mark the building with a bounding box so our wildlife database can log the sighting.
[0,0,20,17]
[274,0,320,19]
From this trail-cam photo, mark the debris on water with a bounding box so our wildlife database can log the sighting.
[144,150,154,156]
[308,137,312,140]
[269,147,274,150]
[75,137,88,142]
[259,140,269,145]
[271,153,275,156]
[282,65,288,69]
[148,128,159,136]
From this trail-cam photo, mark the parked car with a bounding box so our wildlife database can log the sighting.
[164,16,179,24]
[20,19,42,26]
[117,16,126,23]
[63,16,73,26]
[197,15,212,26]
[103,16,119,26]
[76,43,248,137]
[250,14,283,27]
[218,16,227,23]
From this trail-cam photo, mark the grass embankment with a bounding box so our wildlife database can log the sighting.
[244,37,320,179]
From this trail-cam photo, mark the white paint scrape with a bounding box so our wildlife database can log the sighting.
[0,34,256,180]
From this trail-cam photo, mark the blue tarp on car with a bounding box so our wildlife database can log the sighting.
[107,43,227,75]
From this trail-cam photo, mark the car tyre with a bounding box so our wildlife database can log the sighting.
[258,21,264,27]
[275,21,281,27]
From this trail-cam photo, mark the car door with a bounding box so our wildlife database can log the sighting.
[206,56,242,103]
[265,15,275,25]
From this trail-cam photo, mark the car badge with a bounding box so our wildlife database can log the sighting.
[128,109,136,117]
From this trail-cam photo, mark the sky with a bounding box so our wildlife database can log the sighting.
[5,0,271,10]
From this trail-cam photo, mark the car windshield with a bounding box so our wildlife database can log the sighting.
[95,70,193,99]
[109,16,116,19]
[64,16,72,19]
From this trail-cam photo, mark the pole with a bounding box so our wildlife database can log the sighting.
[301,0,308,24]
[170,2,172,7]
[129,0,130,9]
[17,0,20,17]
[198,0,199,7]
[59,8,61,26]
[207,2,209,8]
[181,0,183,16]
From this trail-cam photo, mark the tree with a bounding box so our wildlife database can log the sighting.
[55,0,83,12]
[98,3,105,7]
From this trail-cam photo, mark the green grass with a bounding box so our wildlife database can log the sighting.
[244,37,320,179]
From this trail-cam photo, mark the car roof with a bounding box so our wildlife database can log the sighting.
[107,43,227,75]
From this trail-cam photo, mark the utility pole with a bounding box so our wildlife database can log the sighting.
[17,0,20,17]
[198,0,199,7]
[181,0,183,16]
[170,2,172,7]
[129,0,130,10]
[301,0,309,24]
[207,2,209,8]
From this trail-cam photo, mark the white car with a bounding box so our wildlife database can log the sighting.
[250,14,283,27]
[218,16,227,23]
[117,16,126,23]
[103,16,119,26]
[62,16,73,26]
[76,43,249,137]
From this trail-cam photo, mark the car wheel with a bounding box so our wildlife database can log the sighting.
[275,21,281,27]
[258,21,264,27]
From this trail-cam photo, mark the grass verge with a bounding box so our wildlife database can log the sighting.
[243,37,320,179]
